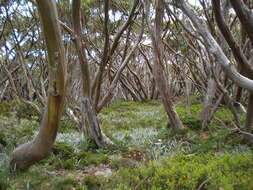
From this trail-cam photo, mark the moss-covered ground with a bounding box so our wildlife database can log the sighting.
[0,97,252,190]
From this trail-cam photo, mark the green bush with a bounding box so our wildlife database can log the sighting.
[52,142,75,159]
[59,118,77,133]
[0,133,6,147]
[61,158,76,169]
[189,94,203,104]
[0,115,38,149]
[104,153,253,190]
[0,101,16,117]
[181,115,201,130]
[78,137,99,150]
[75,151,109,167]
[0,179,8,190]
[15,102,39,120]
[214,107,233,123]
[41,145,110,170]
[83,175,100,190]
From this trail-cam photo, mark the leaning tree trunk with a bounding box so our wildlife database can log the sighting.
[229,0,253,140]
[10,0,66,170]
[212,0,253,138]
[144,0,184,131]
[175,0,253,141]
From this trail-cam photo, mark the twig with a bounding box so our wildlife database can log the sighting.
[197,177,211,190]
[231,127,253,139]
[214,116,227,128]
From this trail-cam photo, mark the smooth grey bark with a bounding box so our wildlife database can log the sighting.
[97,12,145,112]
[200,75,217,128]
[144,0,184,130]
[72,0,113,147]
[185,76,191,115]
[175,0,253,92]
[175,0,253,139]
[10,0,66,170]
[229,0,253,137]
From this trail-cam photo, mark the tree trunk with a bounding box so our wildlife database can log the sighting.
[244,93,253,134]
[185,73,191,115]
[176,0,253,91]
[176,0,253,138]
[200,76,217,128]
[81,98,113,148]
[72,0,112,147]
[10,0,66,171]
[144,0,184,130]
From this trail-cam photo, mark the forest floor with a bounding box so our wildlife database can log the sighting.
[0,95,253,190]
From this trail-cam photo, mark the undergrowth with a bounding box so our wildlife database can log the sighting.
[104,153,253,190]
[0,97,252,189]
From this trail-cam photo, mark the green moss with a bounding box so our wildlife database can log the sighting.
[77,186,88,190]
[190,140,217,154]
[176,104,202,117]
[62,158,77,169]
[42,149,110,170]
[78,137,99,150]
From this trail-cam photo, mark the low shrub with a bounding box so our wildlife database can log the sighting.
[181,115,201,130]
[105,153,253,190]
[0,101,16,117]
[83,175,100,190]
[15,102,40,120]
[75,151,109,167]
[52,142,75,160]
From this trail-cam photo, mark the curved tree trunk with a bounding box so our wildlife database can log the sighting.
[213,0,253,138]
[175,0,253,139]
[229,0,253,140]
[10,0,66,170]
